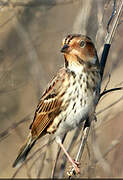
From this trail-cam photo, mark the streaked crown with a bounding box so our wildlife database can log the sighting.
[61,34,98,66]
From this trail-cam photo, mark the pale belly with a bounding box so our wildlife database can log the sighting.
[55,83,99,138]
[47,70,100,138]
[55,94,94,137]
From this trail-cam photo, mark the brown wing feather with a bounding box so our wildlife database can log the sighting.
[31,99,62,138]
[30,68,68,139]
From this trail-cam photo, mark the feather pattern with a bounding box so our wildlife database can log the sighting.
[13,34,101,171]
[30,68,69,139]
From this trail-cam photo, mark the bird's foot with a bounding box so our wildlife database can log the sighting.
[71,159,80,174]
[67,160,80,177]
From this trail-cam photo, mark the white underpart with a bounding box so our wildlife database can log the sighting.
[67,60,84,74]
[55,62,99,141]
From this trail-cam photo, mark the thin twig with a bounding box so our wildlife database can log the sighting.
[67,94,123,177]
[51,147,61,178]
[105,0,123,45]
[0,114,31,142]
[94,133,123,165]
[1,86,121,144]
[100,87,123,99]
[58,127,81,178]
[36,152,47,178]
[28,152,45,177]
[0,14,15,28]
[67,1,123,177]
[91,122,111,176]
[100,0,123,79]
[79,133,123,178]
[59,85,123,178]
[103,74,111,92]
[97,95,123,116]
[107,0,117,33]
[115,80,123,87]
[68,124,91,177]
[12,138,54,178]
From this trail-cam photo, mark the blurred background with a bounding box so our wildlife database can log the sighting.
[0,0,123,178]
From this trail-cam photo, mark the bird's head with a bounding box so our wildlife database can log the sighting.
[61,34,98,70]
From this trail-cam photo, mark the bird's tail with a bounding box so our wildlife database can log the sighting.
[12,134,36,168]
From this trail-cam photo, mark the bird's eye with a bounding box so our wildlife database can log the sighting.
[80,40,85,48]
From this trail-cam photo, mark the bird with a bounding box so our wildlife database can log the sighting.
[13,34,101,174]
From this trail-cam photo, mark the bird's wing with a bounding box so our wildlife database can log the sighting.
[30,68,68,139]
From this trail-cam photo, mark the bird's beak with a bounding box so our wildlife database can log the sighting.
[61,44,69,53]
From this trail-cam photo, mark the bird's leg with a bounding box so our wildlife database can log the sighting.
[57,141,80,174]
